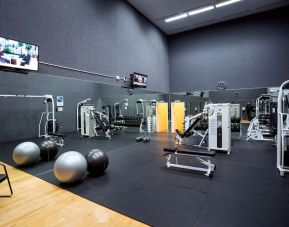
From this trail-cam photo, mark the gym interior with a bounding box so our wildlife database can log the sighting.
[0,1,289,227]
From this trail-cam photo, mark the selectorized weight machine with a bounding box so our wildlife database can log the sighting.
[77,98,119,140]
[247,94,277,141]
[135,99,157,143]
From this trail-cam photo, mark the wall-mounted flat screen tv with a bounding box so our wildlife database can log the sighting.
[130,72,147,88]
[0,36,39,71]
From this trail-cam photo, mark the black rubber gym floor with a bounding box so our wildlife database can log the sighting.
[1,129,289,227]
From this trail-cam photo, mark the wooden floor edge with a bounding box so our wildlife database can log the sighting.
[0,161,150,227]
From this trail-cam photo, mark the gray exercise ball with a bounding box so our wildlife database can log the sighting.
[54,151,87,184]
[13,142,40,166]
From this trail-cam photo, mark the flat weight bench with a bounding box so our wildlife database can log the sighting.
[163,147,216,177]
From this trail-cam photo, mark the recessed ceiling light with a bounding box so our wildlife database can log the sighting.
[216,0,242,8]
[188,5,215,16]
[165,13,188,23]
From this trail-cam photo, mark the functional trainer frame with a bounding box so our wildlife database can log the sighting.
[0,94,64,146]
[247,94,276,141]
[0,94,56,136]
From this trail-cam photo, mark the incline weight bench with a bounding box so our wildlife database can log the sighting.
[176,116,208,147]
[163,146,216,177]
[92,111,112,139]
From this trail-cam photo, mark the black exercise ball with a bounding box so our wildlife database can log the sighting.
[40,140,59,161]
[85,149,109,175]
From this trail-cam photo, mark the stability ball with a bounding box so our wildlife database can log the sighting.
[40,140,58,161]
[54,151,87,183]
[13,142,40,166]
[85,149,109,175]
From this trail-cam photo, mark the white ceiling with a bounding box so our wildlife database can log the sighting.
[126,0,289,35]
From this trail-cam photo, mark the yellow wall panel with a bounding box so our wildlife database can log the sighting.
[156,102,168,132]
[171,102,185,133]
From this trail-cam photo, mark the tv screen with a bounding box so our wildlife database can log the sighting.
[131,73,147,88]
[0,37,39,71]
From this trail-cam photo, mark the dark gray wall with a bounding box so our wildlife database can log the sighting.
[0,71,104,142]
[0,0,169,92]
[208,88,268,103]
[169,6,289,93]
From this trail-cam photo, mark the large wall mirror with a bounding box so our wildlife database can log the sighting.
[0,69,279,143]
[0,71,165,142]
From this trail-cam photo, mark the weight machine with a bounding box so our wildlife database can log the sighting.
[80,105,112,139]
[136,99,157,142]
[247,94,276,141]
[76,98,91,131]
[136,99,157,133]
[277,80,289,176]
[176,103,231,153]
[230,104,242,138]
[0,94,64,146]
[77,99,118,139]
[207,103,231,154]
[113,99,128,120]
[164,103,231,177]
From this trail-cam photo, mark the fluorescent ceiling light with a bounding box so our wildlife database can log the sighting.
[165,13,188,23]
[188,6,214,16]
[216,0,242,8]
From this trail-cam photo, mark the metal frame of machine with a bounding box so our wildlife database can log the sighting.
[76,98,91,131]
[178,112,208,147]
[164,103,230,177]
[113,99,128,120]
[207,103,231,154]
[77,98,113,139]
[80,105,112,139]
[247,94,276,141]
[0,94,64,146]
[176,103,231,154]
[230,103,242,137]
[277,80,289,176]
[136,99,157,142]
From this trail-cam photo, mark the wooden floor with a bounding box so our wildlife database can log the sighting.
[0,162,149,227]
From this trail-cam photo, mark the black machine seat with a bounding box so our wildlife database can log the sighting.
[163,147,215,157]
[176,116,202,138]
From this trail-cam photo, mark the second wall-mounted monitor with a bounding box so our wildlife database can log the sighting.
[130,72,147,88]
